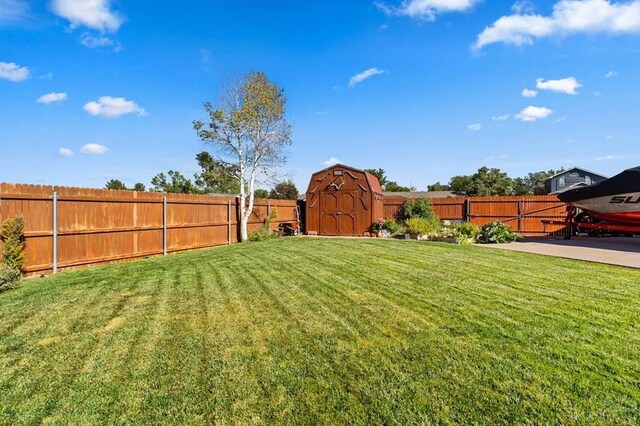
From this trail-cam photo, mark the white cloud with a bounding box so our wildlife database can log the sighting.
[0,61,29,82]
[52,0,124,32]
[322,156,341,167]
[468,123,482,131]
[596,154,622,160]
[514,105,553,121]
[37,92,68,104]
[80,143,109,155]
[80,33,121,50]
[349,68,386,87]
[376,0,480,20]
[536,77,582,94]
[522,88,538,97]
[512,0,536,14]
[492,114,510,121]
[605,70,618,77]
[0,0,29,24]
[57,147,73,157]
[83,96,146,117]
[475,0,640,50]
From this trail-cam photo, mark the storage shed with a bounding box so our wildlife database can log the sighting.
[305,164,384,236]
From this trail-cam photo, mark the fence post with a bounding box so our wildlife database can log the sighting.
[227,199,232,245]
[163,196,167,256]
[517,199,522,233]
[52,191,58,274]
[464,198,471,223]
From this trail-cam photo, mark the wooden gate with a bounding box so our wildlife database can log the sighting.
[467,196,568,236]
[320,191,357,235]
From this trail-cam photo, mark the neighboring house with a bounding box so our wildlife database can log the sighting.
[545,167,608,194]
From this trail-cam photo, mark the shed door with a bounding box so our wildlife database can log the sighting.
[320,191,357,235]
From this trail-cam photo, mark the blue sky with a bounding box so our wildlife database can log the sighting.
[1,0,640,191]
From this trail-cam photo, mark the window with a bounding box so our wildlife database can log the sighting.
[585,175,592,185]
[559,176,566,187]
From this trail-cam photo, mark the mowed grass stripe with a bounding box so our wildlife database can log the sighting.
[0,237,639,424]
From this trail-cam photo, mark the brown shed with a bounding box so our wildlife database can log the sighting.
[305,164,384,236]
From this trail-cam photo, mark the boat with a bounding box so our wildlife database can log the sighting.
[556,166,640,225]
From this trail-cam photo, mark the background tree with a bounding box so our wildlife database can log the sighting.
[365,168,413,192]
[385,182,414,192]
[471,167,513,196]
[448,175,474,194]
[269,180,299,200]
[193,71,292,241]
[254,188,269,199]
[105,179,127,190]
[150,170,200,194]
[427,182,451,191]
[132,183,146,192]
[194,151,241,194]
[522,168,565,195]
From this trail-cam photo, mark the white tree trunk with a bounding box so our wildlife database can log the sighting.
[239,167,257,242]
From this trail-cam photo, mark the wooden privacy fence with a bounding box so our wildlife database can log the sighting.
[383,195,568,237]
[0,183,298,275]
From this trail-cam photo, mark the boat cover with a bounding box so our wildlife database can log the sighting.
[557,166,640,203]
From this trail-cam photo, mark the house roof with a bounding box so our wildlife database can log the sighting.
[545,167,608,182]
[383,191,462,199]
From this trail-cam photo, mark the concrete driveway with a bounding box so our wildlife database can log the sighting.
[484,237,640,269]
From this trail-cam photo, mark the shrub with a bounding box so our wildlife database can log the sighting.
[248,207,280,242]
[477,221,519,244]
[383,218,401,234]
[405,217,440,236]
[455,222,479,240]
[1,216,25,271]
[0,264,20,292]
[402,198,437,221]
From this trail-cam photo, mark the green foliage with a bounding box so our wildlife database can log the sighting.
[438,167,565,196]
[383,218,401,234]
[1,217,25,271]
[477,221,519,244]
[455,222,480,240]
[385,181,414,192]
[269,180,299,200]
[402,198,436,220]
[0,263,21,292]
[404,217,439,235]
[132,183,146,192]
[194,151,240,194]
[151,170,201,194]
[448,175,475,194]
[1,238,639,423]
[105,179,127,191]
[427,181,451,191]
[364,168,414,192]
[254,189,269,199]
[248,208,280,242]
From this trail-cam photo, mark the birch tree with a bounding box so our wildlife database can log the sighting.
[193,71,292,241]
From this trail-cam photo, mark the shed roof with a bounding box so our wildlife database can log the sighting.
[307,163,384,195]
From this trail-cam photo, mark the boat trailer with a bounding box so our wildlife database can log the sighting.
[543,205,640,238]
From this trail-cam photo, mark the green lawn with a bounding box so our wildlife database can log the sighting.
[1,238,639,424]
